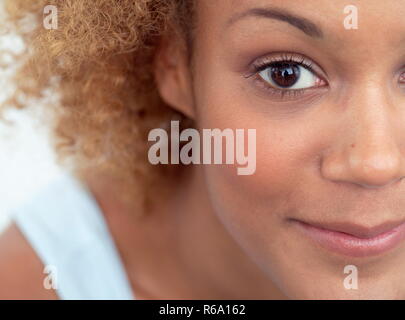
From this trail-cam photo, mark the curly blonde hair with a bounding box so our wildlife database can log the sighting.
[2,0,194,210]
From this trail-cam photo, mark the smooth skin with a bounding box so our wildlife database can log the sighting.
[1,0,405,299]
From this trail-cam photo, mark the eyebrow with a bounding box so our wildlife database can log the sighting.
[227,7,324,38]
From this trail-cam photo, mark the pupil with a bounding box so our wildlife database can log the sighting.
[270,63,300,88]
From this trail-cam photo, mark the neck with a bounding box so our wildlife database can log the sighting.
[87,166,285,299]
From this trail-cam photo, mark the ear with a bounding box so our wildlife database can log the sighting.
[154,35,195,119]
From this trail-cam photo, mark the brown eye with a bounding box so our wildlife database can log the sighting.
[258,61,321,90]
[270,62,300,88]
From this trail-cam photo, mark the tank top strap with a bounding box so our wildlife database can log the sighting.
[12,173,134,300]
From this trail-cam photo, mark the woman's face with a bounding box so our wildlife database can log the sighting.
[178,0,405,298]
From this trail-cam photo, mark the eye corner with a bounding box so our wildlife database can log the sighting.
[399,71,405,84]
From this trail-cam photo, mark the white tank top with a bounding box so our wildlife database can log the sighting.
[11,173,135,300]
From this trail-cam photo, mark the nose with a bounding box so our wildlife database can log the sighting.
[321,90,405,188]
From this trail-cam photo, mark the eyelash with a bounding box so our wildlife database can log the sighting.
[246,53,327,99]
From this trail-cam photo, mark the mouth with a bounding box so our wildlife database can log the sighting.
[290,218,405,257]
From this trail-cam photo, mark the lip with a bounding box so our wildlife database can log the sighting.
[291,219,405,257]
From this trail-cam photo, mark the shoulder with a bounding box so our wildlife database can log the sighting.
[0,223,58,299]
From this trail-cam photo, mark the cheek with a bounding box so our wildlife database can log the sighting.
[195,94,325,243]
[201,126,307,226]
[195,93,326,217]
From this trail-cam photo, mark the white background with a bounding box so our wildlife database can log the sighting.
[0,32,62,232]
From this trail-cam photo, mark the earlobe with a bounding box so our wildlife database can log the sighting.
[154,36,195,119]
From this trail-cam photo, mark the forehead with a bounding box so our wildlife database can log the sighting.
[195,0,405,47]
